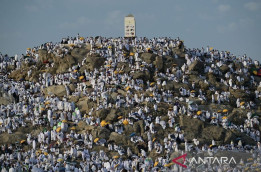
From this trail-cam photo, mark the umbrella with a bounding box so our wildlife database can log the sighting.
[153,138,156,142]
[70,127,76,130]
[123,120,129,125]
[79,76,84,80]
[222,116,227,120]
[191,90,196,93]
[114,71,118,74]
[57,158,63,162]
[150,82,155,86]
[119,70,124,74]
[56,127,61,132]
[240,102,245,106]
[125,86,130,91]
[62,120,67,123]
[197,111,202,115]
[223,109,228,113]
[164,163,173,167]
[100,120,108,127]
[118,116,123,119]
[154,161,159,167]
[20,140,26,144]
[79,37,84,41]
[94,138,99,143]
[129,133,136,137]
[113,155,119,159]
[44,152,48,156]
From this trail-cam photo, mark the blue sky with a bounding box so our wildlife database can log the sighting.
[0,0,261,61]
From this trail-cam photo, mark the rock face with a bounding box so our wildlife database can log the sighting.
[42,85,66,97]
[179,115,256,145]
[84,56,105,71]
[131,71,151,81]
[188,60,204,72]
[140,53,156,64]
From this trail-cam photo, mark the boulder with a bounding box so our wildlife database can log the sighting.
[105,109,118,122]
[71,47,89,60]
[85,56,105,70]
[109,132,128,145]
[91,127,111,140]
[188,60,204,72]
[42,85,66,97]
[154,56,163,71]
[131,71,151,81]
[140,53,156,64]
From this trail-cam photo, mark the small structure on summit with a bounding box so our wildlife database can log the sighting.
[124,14,136,38]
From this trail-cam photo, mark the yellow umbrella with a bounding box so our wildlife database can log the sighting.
[70,127,76,130]
[123,120,129,125]
[130,52,134,56]
[140,65,145,67]
[108,46,112,49]
[253,71,257,75]
[56,127,61,132]
[240,102,245,106]
[27,48,31,50]
[44,152,48,156]
[79,37,84,40]
[114,71,118,74]
[36,150,42,155]
[45,101,50,105]
[125,86,130,91]
[154,161,159,167]
[62,120,67,123]
[217,110,222,113]
[100,120,108,127]
[222,116,227,120]
[114,164,119,168]
[106,64,111,67]
[150,94,154,97]
[57,158,63,162]
[197,111,202,115]
[211,117,216,119]
[119,70,124,74]
[79,76,84,80]
[223,109,228,113]
[164,163,173,167]
[118,116,123,119]
[73,69,78,73]
[209,47,214,51]
[150,82,155,86]
[20,140,26,144]
[191,90,196,93]
[94,138,99,143]
[113,155,119,159]
[153,138,156,142]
